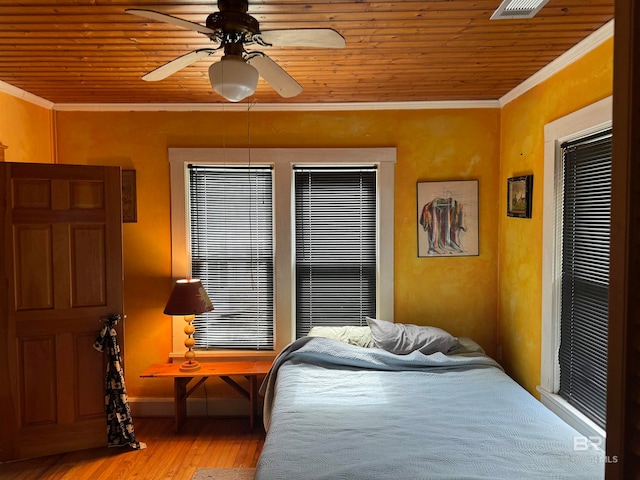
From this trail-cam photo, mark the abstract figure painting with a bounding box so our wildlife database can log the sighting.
[417,180,479,257]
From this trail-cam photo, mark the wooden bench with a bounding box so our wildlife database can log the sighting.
[140,361,272,432]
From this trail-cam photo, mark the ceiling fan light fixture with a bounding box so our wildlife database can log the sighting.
[209,55,259,102]
[490,0,550,19]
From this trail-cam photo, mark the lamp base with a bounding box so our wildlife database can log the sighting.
[179,360,201,372]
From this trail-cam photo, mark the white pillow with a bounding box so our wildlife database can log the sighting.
[308,326,373,348]
[366,317,458,355]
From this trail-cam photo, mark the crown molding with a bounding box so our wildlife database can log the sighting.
[51,100,499,112]
[0,81,54,109]
[499,20,614,107]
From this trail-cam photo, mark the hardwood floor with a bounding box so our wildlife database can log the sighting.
[0,418,265,480]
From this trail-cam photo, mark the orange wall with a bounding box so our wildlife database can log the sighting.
[0,91,54,163]
[53,107,501,398]
[497,39,614,394]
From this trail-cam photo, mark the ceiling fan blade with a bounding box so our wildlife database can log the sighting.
[125,9,216,36]
[142,49,217,81]
[246,54,303,98]
[255,29,345,49]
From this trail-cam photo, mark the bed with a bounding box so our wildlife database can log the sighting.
[256,326,604,480]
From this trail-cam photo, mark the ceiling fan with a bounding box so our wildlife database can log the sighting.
[126,0,346,102]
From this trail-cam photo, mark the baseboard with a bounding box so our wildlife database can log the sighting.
[129,397,262,418]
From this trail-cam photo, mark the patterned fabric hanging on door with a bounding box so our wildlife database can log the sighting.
[94,314,146,450]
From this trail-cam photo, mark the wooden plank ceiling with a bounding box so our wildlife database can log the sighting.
[0,0,614,105]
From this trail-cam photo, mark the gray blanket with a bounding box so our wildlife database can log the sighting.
[257,337,604,480]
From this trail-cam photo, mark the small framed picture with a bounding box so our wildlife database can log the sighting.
[122,169,138,223]
[507,175,533,218]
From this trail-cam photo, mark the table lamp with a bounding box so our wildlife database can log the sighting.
[164,278,213,372]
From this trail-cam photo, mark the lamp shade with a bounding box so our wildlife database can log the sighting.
[209,55,259,102]
[163,279,214,316]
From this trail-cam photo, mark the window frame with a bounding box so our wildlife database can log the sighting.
[294,166,378,337]
[169,147,396,357]
[540,96,612,442]
[188,165,275,350]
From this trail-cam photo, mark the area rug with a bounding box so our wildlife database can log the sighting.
[192,468,255,480]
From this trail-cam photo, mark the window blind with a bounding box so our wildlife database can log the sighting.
[294,167,377,338]
[558,129,612,429]
[188,165,274,350]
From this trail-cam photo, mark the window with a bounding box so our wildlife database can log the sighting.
[188,165,274,350]
[294,167,377,337]
[558,130,611,429]
[169,148,395,355]
[540,97,611,442]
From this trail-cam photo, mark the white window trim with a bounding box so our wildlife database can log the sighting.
[169,147,396,357]
[540,96,611,442]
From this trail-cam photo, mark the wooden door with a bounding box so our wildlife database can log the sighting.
[0,163,123,461]
[607,0,640,476]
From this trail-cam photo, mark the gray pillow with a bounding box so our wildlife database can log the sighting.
[447,336,486,356]
[366,317,458,355]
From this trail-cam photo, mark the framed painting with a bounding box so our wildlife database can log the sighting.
[417,180,479,257]
[507,175,533,218]
[122,169,138,223]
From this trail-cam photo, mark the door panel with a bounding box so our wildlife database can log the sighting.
[15,225,55,310]
[0,162,123,461]
[70,225,107,307]
[69,180,104,209]
[13,178,51,209]
[76,332,106,418]
[19,336,57,426]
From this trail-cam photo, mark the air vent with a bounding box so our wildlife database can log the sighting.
[490,0,551,19]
